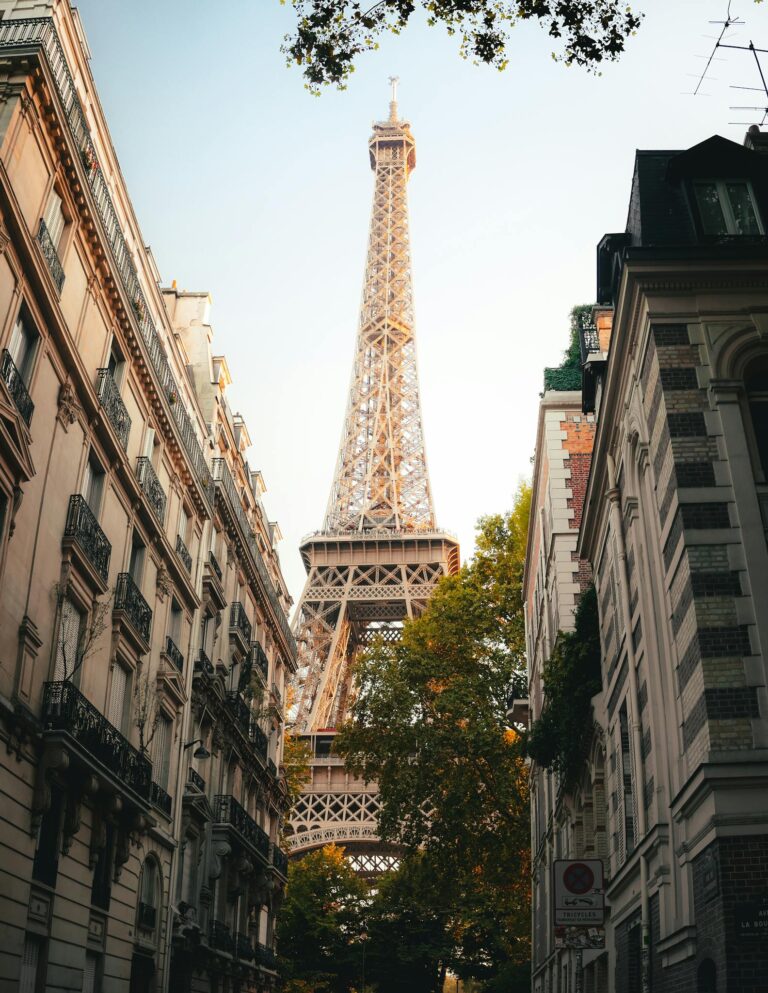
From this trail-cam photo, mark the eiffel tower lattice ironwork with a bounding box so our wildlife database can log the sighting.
[288,86,459,869]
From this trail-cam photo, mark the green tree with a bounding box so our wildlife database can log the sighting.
[335,484,533,985]
[277,844,368,993]
[282,1,643,93]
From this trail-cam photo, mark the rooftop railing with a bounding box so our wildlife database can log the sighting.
[578,322,601,363]
[0,17,213,507]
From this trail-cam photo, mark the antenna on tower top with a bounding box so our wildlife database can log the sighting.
[388,75,399,121]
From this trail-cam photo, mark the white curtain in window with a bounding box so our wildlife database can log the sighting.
[106,665,128,731]
[43,189,65,248]
[55,597,82,681]
[19,936,40,993]
[8,316,36,381]
[153,716,171,788]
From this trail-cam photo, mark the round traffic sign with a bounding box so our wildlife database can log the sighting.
[563,863,595,895]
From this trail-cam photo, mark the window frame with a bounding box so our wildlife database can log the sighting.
[693,178,764,237]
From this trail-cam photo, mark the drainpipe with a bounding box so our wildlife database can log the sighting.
[606,454,650,993]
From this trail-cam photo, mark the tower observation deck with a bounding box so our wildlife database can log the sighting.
[289,87,459,874]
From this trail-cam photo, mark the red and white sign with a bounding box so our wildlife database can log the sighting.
[553,859,605,926]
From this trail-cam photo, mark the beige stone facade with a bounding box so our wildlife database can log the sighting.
[0,3,295,991]
[527,132,768,992]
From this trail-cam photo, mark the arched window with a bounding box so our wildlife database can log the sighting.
[137,858,160,935]
[744,355,768,481]
[697,958,717,993]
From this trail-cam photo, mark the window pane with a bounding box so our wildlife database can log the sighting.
[106,665,127,730]
[695,183,727,235]
[55,597,82,681]
[726,183,760,235]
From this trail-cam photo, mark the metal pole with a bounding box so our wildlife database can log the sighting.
[362,937,366,993]
[575,950,583,993]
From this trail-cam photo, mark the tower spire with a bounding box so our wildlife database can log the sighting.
[388,75,399,121]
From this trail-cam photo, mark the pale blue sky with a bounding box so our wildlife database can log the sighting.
[75,0,767,603]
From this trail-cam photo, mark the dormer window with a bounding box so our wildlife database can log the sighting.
[694,181,762,236]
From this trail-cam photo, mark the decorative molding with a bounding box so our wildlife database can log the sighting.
[155,564,172,602]
[56,380,81,428]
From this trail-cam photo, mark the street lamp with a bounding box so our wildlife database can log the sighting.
[183,738,210,760]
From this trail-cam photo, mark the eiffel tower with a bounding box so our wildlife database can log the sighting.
[288,83,459,875]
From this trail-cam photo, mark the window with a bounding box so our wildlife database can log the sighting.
[142,426,156,463]
[32,785,63,887]
[177,506,190,543]
[745,356,768,481]
[138,859,159,933]
[91,822,114,910]
[82,952,101,993]
[106,663,129,732]
[153,715,172,790]
[106,338,125,387]
[169,599,182,645]
[128,532,145,583]
[619,706,636,858]
[694,181,762,236]
[19,935,44,993]
[42,188,65,249]
[54,597,84,683]
[81,453,106,517]
[8,313,38,384]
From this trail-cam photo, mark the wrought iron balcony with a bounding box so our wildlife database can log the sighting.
[226,692,251,736]
[137,901,157,930]
[249,721,268,760]
[209,919,234,955]
[36,217,65,292]
[136,456,166,523]
[229,601,252,647]
[194,649,214,676]
[267,758,277,778]
[208,550,222,581]
[164,636,184,672]
[212,458,295,657]
[250,642,269,682]
[41,681,151,801]
[213,794,270,861]
[96,368,131,450]
[1,349,34,426]
[578,321,601,363]
[63,494,111,584]
[271,843,289,878]
[150,781,172,817]
[187,767,206,792]
[234,931,255,962]
[114,572,152,645]
[175,533,192,573]
[255,943,277,971]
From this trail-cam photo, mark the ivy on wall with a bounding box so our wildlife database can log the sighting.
[525,584,602,793]
[542,303,594,394]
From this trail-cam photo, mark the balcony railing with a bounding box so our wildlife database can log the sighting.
[175,533,192,573]
[136,456,167,523]
[150,781,172,816]
[255,943,277,971]
[194,649,214,676]
[578,321,601,363]
[249,721,268,760]
[234,931,255,962]
[164,636,184,672]
[250,642,269,682]
[0,17,214,508]
[1,349,34,425]
[41,681,151,800]
[114,572,152,644]
[212,459,295,656]
[187,767,206,792]
[267,758,277,778]
[137,901,157,930]
[271,844,289,878]
[97,369,131,450]
[214,794,270,861]
[36,217,65,292]
[208,550,222,581]
[229,601,252,645]
[226,692,251,736]
[64,494,111,583]
[209,919,234,955]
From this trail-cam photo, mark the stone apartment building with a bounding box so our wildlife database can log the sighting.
[0,3,295,991]
[523,366,601,993]
[527,129,768,993]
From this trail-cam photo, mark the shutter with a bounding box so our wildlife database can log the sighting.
[106,665,127,731]
[55,597,81,681]
[143,427,155,461]
[153,717,171,788]
[81,953,96,993]
[43,189,65,247]
[19,936,40,993]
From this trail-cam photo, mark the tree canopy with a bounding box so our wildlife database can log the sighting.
[334,484,533,986]
[282,0,643,93]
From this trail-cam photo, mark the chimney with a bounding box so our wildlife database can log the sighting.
[744,125,768,155]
